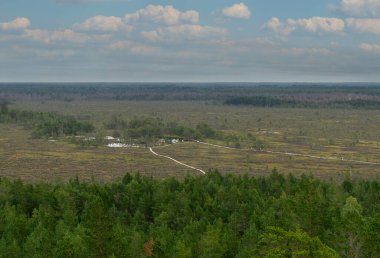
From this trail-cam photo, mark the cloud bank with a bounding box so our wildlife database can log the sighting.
[2,2,380,82]
[337,0,380,17]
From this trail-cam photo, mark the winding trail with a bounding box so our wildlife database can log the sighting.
[195,140,380,166]
[149,147,206,174]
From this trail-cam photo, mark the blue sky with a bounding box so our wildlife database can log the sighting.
[1,0,380,82]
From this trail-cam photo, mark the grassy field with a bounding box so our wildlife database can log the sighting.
[0,124,193,183]
[0,99,379,182]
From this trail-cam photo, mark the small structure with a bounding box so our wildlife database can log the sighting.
[107,143,140,148]
[107,143,128,148]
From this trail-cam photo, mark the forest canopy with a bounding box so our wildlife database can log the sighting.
[0,171,379,257]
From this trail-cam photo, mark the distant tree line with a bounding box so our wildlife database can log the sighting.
[224,96,298,108]
[3,83,380,103]
[105,116,223,142]
[0,171,379,257]
[224,96,380,109]
[0,103,94,138]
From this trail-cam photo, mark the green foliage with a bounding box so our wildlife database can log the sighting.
[258,227,338,258]
[341,196,365,258]
[198,221,228,258]
[196,123,216,139]
[104,116,227,143]
[0,172,378,257]
[0,107,94,138]
[0,101,8,114]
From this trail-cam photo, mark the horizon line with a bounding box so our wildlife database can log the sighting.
[1,81,380,84]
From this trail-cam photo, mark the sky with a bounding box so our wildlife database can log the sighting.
[1,0,380,82]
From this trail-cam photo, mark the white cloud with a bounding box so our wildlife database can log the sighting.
[263,17,294,37]
[180,11,200,24]
[222,3,251,19]
[346,18,380,34]
[24,29,110,44]
[141,24,227,42]
[164,24,226,37]
[125,5,199,25]
[338,0,380,17]
[264,17,345,36]
[73,15,124,32]
[287,17,345,33]
[140,31,160,41]
[0,17,30,31]
[359,43,380,53]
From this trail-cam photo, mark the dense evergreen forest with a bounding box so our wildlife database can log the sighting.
[0,171,379,257]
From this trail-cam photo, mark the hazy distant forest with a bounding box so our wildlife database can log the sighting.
[1,83,380,257]
[3,83,380,108]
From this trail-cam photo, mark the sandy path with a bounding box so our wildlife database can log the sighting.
[149,147,206,174]
[195,140,380,166]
